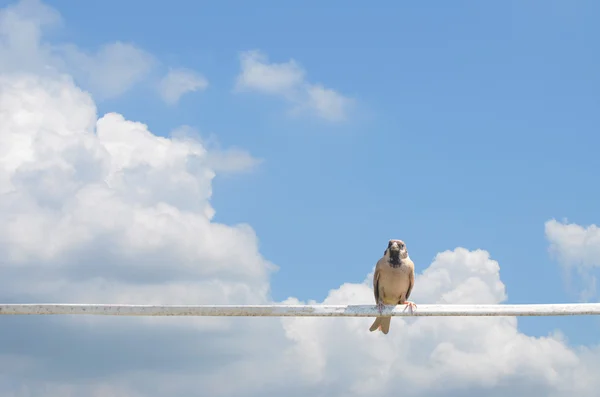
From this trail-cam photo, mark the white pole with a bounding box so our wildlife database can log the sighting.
[0,303,599,317]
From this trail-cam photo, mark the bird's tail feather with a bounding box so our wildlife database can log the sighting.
[369,316,391,334]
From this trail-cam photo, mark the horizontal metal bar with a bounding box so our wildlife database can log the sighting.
[0,303,599,317]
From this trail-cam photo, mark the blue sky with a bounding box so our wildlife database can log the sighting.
[2,0,600,394]
[36,0,600,342]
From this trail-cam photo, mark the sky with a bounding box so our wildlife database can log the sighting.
[0,0,600,395]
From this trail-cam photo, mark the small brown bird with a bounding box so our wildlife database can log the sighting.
[369,239,416,334]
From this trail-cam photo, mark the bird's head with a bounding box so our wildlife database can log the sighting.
[385,239,408,267]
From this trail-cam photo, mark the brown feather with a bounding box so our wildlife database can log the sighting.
[369,240,416,335]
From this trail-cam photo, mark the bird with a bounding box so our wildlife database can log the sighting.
[369,239,416,334]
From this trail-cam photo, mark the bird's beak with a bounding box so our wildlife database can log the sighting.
[389,243,400,262]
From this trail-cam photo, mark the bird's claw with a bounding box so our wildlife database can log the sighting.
[404,301,417,313]
[376,301,385,314]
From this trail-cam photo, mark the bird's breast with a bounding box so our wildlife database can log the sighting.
[380,264,410,288]
[385,262,411,275]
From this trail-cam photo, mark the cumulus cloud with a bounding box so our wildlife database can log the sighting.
[1,74,600,394]
[0,59,279,396]
[545,219,600,269]
[0,73,268,301]
[280,248,597,397]
[545,219,600,300]
[235,50,353,122]
[158,68,209,105]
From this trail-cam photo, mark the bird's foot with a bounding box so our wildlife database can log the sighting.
[376,301,385,314]
[404,301,417,313]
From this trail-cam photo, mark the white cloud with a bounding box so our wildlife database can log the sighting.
[235,50,353,122]
[158,68,209,105]
[170,125,263,174]
[0,0,208,102]
[545,219,600,300]
[0,0,155,99]
[236,50,305,96]
[0,0,62,74]
[305,84,352,122]
[0,73,268,303]
[277,248,598,397]
[0,65,279,396]
[204,148,262,174]
[1,76,600,394]
[58,41,156,99]
[545,219,600,269]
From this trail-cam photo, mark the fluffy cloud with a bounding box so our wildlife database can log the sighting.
[0,0,207,102]
[279,248,600,397]
[545,219,600,270]
[235,50,353,122]
[235,50,305,95]
[2,2,600,397]
[0,72,268,304]
[0,0,155,99]
[545,219,600,300]
[58,41,155,99]
[158,68,209,105]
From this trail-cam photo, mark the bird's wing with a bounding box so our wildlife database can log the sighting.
[373,265,381,303]
[405,265,415,300]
